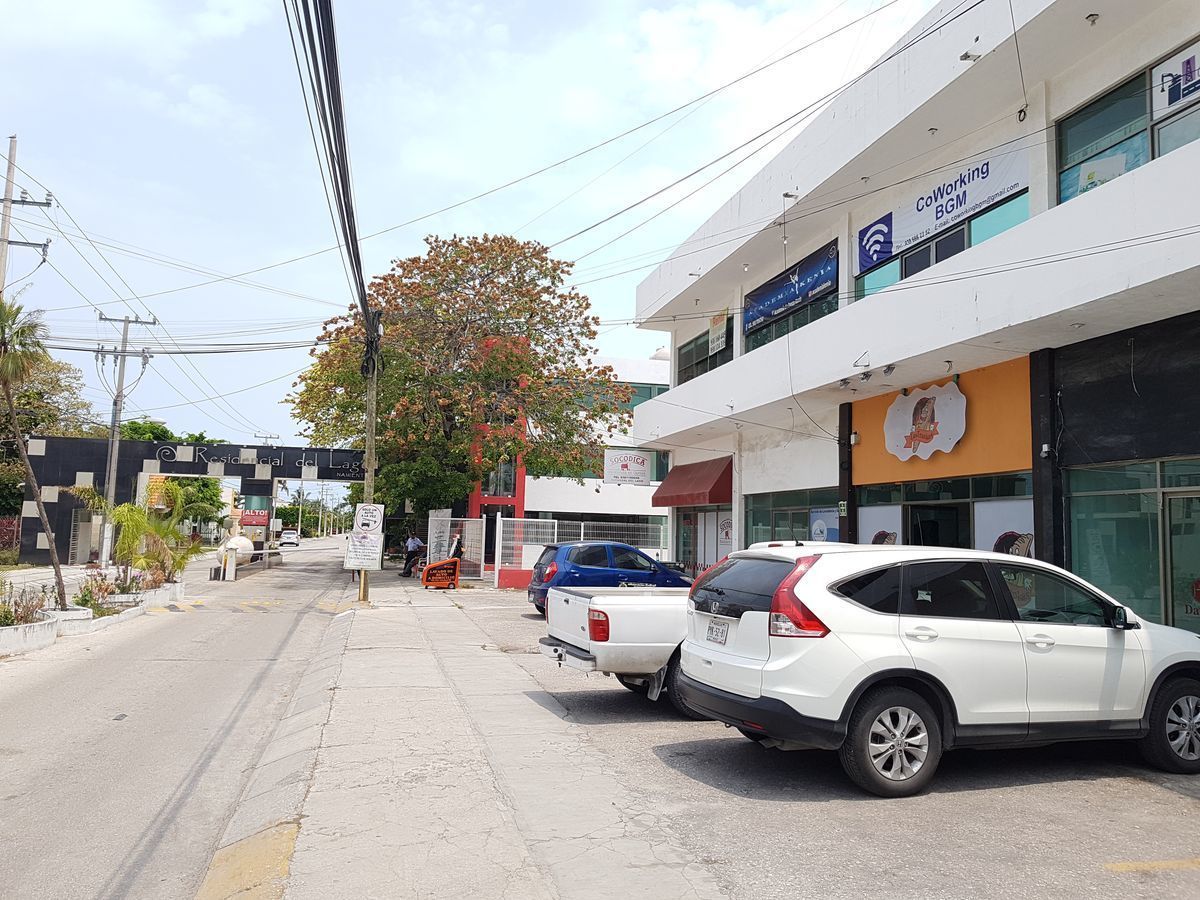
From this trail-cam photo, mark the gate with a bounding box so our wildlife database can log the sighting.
[425,515,485,580]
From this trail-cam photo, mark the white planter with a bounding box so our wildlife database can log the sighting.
[0,610,59,657]
[50,604,96,637]
[139,584,183,608]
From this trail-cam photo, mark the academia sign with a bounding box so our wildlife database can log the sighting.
[858,148,1028,272]
[883,381,967,462]
[743,240,838,334]
[603,450,651,486]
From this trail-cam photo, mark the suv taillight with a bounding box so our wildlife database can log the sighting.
[689,556,728,600]
[588,609,610,642]
[542,561,558,583]
[769,556,828,638]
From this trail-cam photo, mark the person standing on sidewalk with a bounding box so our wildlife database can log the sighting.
[401,532,425,577]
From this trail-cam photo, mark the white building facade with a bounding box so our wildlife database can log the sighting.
[635,0,1200,630]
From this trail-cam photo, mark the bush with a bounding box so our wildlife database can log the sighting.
[0,582,52,626]
[74,573,121,617]
[0,548,18,567]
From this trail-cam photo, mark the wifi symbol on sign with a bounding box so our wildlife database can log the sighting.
[862,221,890,260]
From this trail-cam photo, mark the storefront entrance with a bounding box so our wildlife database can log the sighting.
[909,503,971,549]
[676,507,733,576]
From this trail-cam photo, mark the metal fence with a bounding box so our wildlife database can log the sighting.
[493,516,669,587]
[425,516,485,580]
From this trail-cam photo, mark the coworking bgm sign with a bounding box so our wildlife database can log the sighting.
[344,502,385,570]
[857,148,1029,272]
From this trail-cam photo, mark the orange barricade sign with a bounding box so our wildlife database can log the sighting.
[421,557,460,590]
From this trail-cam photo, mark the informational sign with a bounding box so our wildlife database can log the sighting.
[1059,133,1150,203]
[858,505,902,545]
[717,516,733,555]
[427,510,452,562]
[353,503,384,533]
[809,508,841,542]
[708,310,728,355]
[343,532,384,570]
[743,240,838,334]
[422,557,460,590]
[884,381,967,462]
[344,502,385,571]
[1153,38,1200,120]
[240,509,269,527]
[858,148,1029,272]
[604,449,651,486]
[973,498,1035,556]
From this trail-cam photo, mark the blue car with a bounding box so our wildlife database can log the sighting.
[527,541,692,614]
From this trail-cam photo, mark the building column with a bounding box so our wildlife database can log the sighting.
[838,402,856,544]
[1029,348,1065,566]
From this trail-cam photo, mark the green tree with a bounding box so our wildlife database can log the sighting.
[0,298,67,607]
[13,355,104,437]
[168,477,223,524]
[0,455,25,516]
[290,234,631,514]
[120,421,178,442]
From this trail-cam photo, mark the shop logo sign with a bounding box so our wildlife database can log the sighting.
[883,381,967,461]
[858,212,893,270]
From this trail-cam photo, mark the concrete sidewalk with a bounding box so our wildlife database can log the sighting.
[275,579,722,899]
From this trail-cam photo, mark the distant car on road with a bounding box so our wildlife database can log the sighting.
[528,541,691,615]
[279,530,299,547]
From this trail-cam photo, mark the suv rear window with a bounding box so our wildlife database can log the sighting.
[836,566,902,614]
[692,557,796,617]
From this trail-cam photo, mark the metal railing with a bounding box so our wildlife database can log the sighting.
[493,516,669,586]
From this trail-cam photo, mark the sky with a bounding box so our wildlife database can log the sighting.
[0,0,937,450]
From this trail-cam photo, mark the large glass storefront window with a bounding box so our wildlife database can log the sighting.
[744,488,839,546]
[1067,458,1200,631]
[676,318,733,385]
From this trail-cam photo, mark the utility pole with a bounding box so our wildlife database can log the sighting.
[0,135,52,294]
[97,312,156,565]
[359,310,381,604]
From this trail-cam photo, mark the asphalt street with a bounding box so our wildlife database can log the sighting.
[0,537,355,900]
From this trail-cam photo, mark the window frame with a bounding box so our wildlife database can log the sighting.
[832,563,903,616]
[989,562,1117,628]
[569,544,611,568]
[612,546,656,572]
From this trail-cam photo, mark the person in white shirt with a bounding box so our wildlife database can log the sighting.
[402,533,425,577]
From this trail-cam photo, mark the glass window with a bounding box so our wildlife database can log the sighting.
[934,227,966,262]
[837,566,902,614]
[570,545,609,568]
[1059,131,1150,204]
[1163,458,1200,489]
[1069,492,1161,623]
[996,564,1111,626]
[1158,102,1200,156]
[1068,463,1158,493]
[1059,75,1148,169]
[612,547,655,571]
[901,561,1001,620]
[691,557,795,612]
[858,483,902,506]
[970,193,1029,245]
[972,472,1033,498]
[857,258,900,299]
[903,479,971,502]
[902,245,931,278]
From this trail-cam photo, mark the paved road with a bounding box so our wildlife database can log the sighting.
[0,538,355,900]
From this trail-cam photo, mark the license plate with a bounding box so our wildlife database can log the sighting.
[706,619,729,645]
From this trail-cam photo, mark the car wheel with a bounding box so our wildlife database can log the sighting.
[663,652,707,720]
[616,675,649,695]
[839,686,942,798]
[1138,677,1200,774]
[533,602,546,617]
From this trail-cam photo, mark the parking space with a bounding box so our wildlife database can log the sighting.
[455,587,1200,900]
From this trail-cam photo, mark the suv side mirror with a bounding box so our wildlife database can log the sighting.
[1111,606,1139,630]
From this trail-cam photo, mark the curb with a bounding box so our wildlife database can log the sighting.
[195,609,355,900]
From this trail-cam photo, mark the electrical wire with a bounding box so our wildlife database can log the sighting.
[1006,0,1029,113]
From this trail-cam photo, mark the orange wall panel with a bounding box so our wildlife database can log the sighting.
[852,357,1031,485]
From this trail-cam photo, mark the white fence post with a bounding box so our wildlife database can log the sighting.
[493,512,504,589]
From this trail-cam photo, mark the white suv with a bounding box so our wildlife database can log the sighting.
[679,542,1200,797]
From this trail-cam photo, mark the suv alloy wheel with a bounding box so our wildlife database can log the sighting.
[839,686,943,797]
[1139,676,1200,773]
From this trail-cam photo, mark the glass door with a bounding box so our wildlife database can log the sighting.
[1167,495,1200,634]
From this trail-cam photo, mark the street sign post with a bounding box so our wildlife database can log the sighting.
[344,503,384,572]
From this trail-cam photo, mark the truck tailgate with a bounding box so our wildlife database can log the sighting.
[547,587,592,651]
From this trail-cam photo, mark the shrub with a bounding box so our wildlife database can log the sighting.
[0,548,18,566]
[0,582,52,625]
[74,573,120,617]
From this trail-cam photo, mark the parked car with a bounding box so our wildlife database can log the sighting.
[528,541,691,615]
[677,541,1200,797]
[279,530,300,547]
[539,585,701,717]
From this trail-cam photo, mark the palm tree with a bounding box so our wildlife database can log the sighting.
[0,299,67,609]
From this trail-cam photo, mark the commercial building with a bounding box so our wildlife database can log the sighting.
[633,0,1200,631]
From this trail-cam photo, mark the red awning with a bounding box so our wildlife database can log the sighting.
[651,457,733,507]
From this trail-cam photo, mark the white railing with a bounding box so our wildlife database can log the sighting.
[493,516,669,587]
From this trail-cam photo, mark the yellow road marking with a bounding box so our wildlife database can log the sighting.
[195,822,299,900]
[1105,858,1200,873]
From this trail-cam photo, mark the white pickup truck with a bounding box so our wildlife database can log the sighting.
[538,585,703,718]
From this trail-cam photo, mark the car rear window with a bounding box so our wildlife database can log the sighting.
[836,566,902,614]
[692,557,796,616]
[535,547,557,568]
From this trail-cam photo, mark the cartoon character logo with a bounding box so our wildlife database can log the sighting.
[871,531,898,545]
[903,396,940,450]
[993,531,1034,558]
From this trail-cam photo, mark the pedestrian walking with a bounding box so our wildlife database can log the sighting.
[401,532,425,577]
